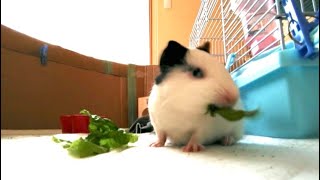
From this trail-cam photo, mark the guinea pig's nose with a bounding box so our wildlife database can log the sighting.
[224,95,238,106]
[220,91,239,107]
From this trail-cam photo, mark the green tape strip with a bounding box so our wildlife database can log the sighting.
[127,64,137,126]
[104,61,113,74]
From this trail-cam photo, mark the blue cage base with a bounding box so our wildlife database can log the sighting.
[232,40,319,139]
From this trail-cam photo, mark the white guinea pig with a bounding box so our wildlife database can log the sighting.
[148,40,244,152]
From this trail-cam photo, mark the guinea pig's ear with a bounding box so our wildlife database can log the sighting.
[159,40,188,72]
[197,41,210,53]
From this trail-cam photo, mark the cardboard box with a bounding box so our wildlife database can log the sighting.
[1,25,159,129]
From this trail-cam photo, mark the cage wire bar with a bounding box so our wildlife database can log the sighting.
[189,0,319,73]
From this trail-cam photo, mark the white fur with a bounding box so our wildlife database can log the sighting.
[148,47,244,146]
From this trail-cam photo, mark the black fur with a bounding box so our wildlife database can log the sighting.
[155,41,188,85]
[155,74,166,85]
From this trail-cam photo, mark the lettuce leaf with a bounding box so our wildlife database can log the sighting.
[206,104,258,121]
[53,109,138,158]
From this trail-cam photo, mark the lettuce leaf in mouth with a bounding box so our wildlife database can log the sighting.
[53,109,138,158]
[206,104,258,121]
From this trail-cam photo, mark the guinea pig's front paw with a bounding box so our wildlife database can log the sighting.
[182,143,205,152]
[220,135,236,146]
[150,141,165,147]
[150,131,167,147]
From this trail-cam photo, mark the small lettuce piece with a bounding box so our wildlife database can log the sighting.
[67,138,109,158]
[86,129,138,150]
[53,109,138,158]
[206,104,258,121]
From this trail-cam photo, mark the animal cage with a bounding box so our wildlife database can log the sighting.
[190,0,319,138]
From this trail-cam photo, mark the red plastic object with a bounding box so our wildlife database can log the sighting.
[60,114,90,133]
[60,115,73,133]
[72,114,90,133]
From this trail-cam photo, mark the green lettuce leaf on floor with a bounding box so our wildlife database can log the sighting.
[53,109,138,158]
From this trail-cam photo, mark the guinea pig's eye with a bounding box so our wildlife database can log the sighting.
[192,68,204,78]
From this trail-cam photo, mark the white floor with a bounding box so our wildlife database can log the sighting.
[1,130,319,180]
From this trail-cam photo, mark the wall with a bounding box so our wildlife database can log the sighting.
[151,0,201,65]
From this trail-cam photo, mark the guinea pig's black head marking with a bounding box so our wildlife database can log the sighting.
[155,41,209,84]
[155,41,188,84]
[159,40,188,72]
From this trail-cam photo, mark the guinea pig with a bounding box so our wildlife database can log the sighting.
[148,40,244,152]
